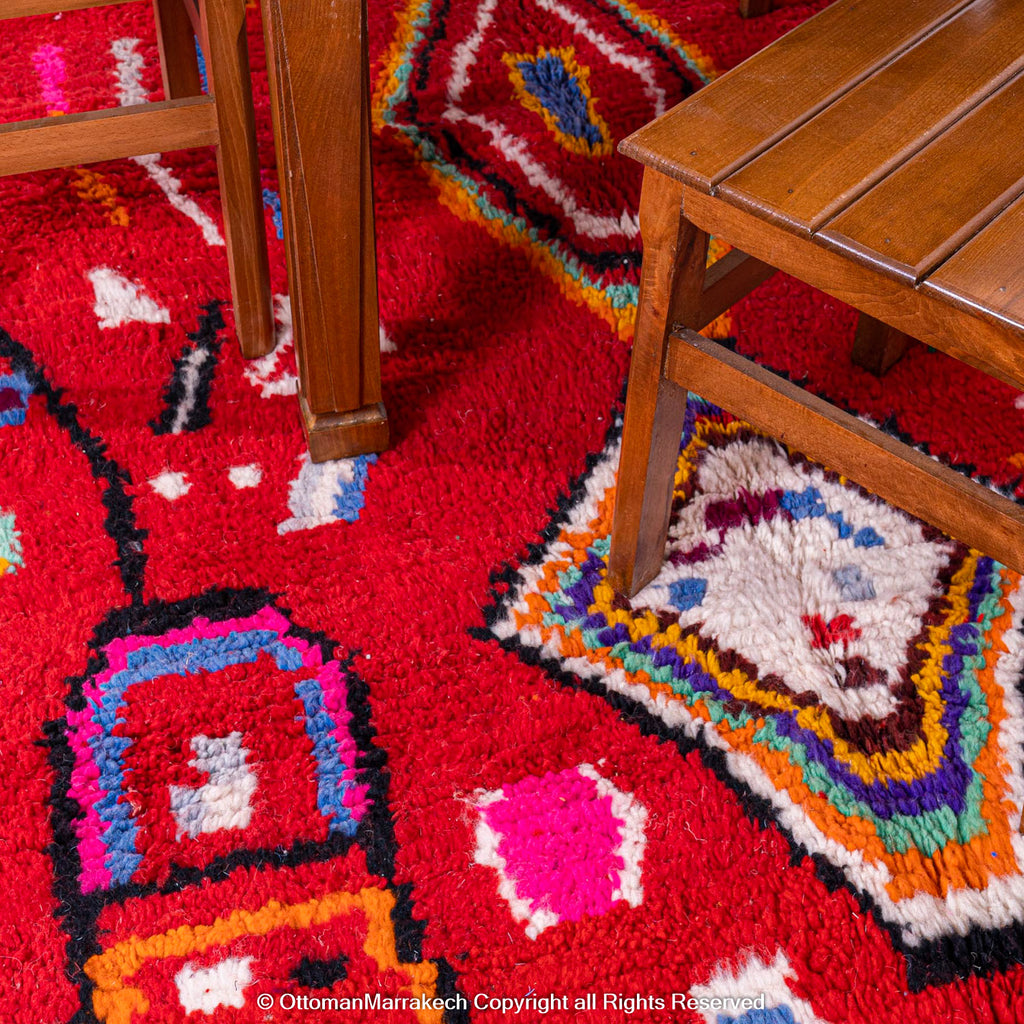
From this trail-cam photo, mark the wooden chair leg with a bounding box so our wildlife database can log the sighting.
[739,0,775,17]
[260,0,388,461]
[851,313,911,377]
[608,170,709,598]
[200,0,274,358]
[153,0,203,100]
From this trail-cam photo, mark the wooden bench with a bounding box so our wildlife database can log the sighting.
[609,0,1024,596]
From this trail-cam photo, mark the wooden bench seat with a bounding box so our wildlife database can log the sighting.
[610,0,1024,595]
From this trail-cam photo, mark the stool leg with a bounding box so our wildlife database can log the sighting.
[608,170,709,597]
[851,313,911,377]
[260,0,387,461]
[153,0,203,100]
[739,0,775,16]
[200,0,275,358]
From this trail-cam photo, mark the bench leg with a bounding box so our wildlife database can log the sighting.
[739,0,775,17]
[609,170,709,598]
[201,0,275,358]
[851,314,911,377]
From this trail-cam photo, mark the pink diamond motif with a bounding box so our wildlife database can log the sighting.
[473,763,646,939]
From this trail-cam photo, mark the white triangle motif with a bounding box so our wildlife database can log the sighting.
[88,267,171,330]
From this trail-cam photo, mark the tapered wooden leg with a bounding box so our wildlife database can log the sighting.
[851,313,912,377]
[153,0,203,100]
[200,0,274,358]
[261,0,387,461]
[608,170,709,597]
[739,0,775,16]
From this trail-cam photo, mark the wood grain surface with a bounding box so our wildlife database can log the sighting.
[1,0,135,17]
[719,0,1024,234]
[819,70,1024,285]
[261,0,387,459]
[0,97,217,178]
[619,0,972,191]
[924,193,1024,333]
[682,186,1024,387]
[738,0,775,16]
[608,170,709,596]
[612,0,1024,589]
[850,316,912,377]
[154,0,203,100]
[202,0,274,358]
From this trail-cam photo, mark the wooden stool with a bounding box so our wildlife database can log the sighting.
[610,0,1024,597]
[1,0,273,358]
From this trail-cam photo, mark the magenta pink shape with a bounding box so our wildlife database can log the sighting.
[480,768,624,924]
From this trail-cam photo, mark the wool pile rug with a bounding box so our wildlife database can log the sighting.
[3,1,1024,1022]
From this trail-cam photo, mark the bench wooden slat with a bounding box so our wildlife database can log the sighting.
[717,0,1024,235]
[923,194,1024,334]
[818,70,1024,285]
[618,0,974,193]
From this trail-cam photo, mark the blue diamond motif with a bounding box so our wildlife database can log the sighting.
[516,52,604,149]
[668,577,707,611]
[854,526,884,548]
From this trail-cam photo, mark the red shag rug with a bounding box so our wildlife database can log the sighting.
[3,2,1024,1022]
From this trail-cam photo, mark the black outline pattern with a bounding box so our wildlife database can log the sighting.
[0,313,465,1022]
[0,327,148,602]
[291,953,350,990]
[150,302,226,436]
